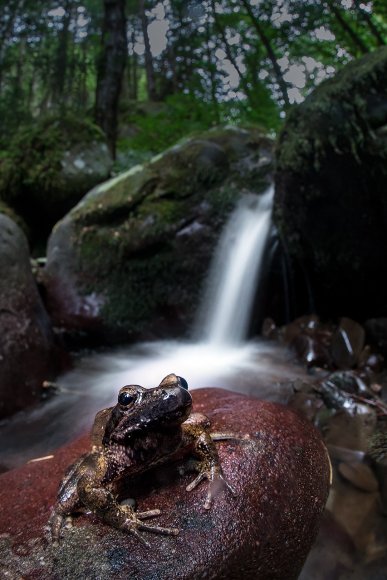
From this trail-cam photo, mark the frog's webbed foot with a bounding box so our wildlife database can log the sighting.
[186,462,236,509]
[121,506,179,547]
[184,431,237,509]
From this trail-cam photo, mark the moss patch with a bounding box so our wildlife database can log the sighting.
[45,126,274,339]
[276,47,387,176]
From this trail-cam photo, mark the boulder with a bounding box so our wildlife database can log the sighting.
[0,114,113,247]
[274,47,387,320]
[0,214,59,418]
[0,388,330,579]
[331,317,365,369]
[42,127,273,342]
[365,318,387,358]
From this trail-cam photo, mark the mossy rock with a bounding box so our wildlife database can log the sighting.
[274,47,387,320]
[0,114,113,247]
[43,127,273,342]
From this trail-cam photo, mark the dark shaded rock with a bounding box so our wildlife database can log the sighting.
[0,114,113,247]
[365,318,387,358]
[324,404,377,452]
[369,429,387,514]
[0,214,60,418]
[292,333,331,369]
[338,461,379,493]
[0,388,330,579]
[275,315,333,369]
[331,318,365,369]
[299,511,357,580]
[274,47,387,320]
[358,345,385,376]
[42,127,273,342]
[343,555,387,580]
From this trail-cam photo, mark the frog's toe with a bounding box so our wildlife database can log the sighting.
[138,521,179,537]
[136,508,162,519]
[186,468,236,508]
[48,510,66,545]
[186,471,206,491]
[122,512,179,544]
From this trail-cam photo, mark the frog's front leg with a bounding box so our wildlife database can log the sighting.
[183,417,236,509]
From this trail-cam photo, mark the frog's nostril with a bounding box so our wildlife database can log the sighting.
[177,376,189,390]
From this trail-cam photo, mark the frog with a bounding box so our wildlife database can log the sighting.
[49,373,236,546]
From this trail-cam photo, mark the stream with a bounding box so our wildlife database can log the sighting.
[0,339,307,470]
[0,185,308,470]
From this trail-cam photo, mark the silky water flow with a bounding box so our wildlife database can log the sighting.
[0,185,307,468]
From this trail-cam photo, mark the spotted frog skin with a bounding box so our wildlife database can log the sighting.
[49,373,235,546]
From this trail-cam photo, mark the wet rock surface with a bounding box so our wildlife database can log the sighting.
[267,315,387,578]
[42,127,273,342]
[0,388,330,580]
[0,214,59,418]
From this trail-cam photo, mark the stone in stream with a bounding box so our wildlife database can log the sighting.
[338,461,379,493]
[0,389,330,579]
[42,127,273,343]
[0,214,60,418]
[331,317,365,369]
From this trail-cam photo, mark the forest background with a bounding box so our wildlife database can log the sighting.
[1,0,386,166]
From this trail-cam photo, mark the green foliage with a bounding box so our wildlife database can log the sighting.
[0,0,386,174]
[118,91,279,155]
[119,93,223,153]
[0,113,105,203]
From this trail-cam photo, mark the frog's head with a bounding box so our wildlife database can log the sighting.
[103,373,192,444]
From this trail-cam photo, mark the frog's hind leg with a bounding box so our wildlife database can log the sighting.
[77,475,179,547]
[48,454,90,545]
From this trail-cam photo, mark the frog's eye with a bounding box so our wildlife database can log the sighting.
[118,391,136,406]
[177,376,188,390]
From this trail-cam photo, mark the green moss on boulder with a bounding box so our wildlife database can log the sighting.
[43,127,273,341]
[0,114,113,246]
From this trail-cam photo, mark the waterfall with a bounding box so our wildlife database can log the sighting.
[194,185,274,346]
[2,184,310,471]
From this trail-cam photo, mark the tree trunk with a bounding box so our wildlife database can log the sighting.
[205,16,220,124]
[240,0,290,109]
[211,0,253,111]
[139,0,157,101]
[95,0,127,158]
[52,0,72,107]
[0,0,25,93]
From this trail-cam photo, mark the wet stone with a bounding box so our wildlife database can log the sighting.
[299,511,357,580]
[324,404,377,452]
[331,317,365,369]
[0,389,331,580]
[338,461,379,493]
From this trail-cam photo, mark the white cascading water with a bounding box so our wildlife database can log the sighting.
[1,183,308,469]
[195,186,274,345]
